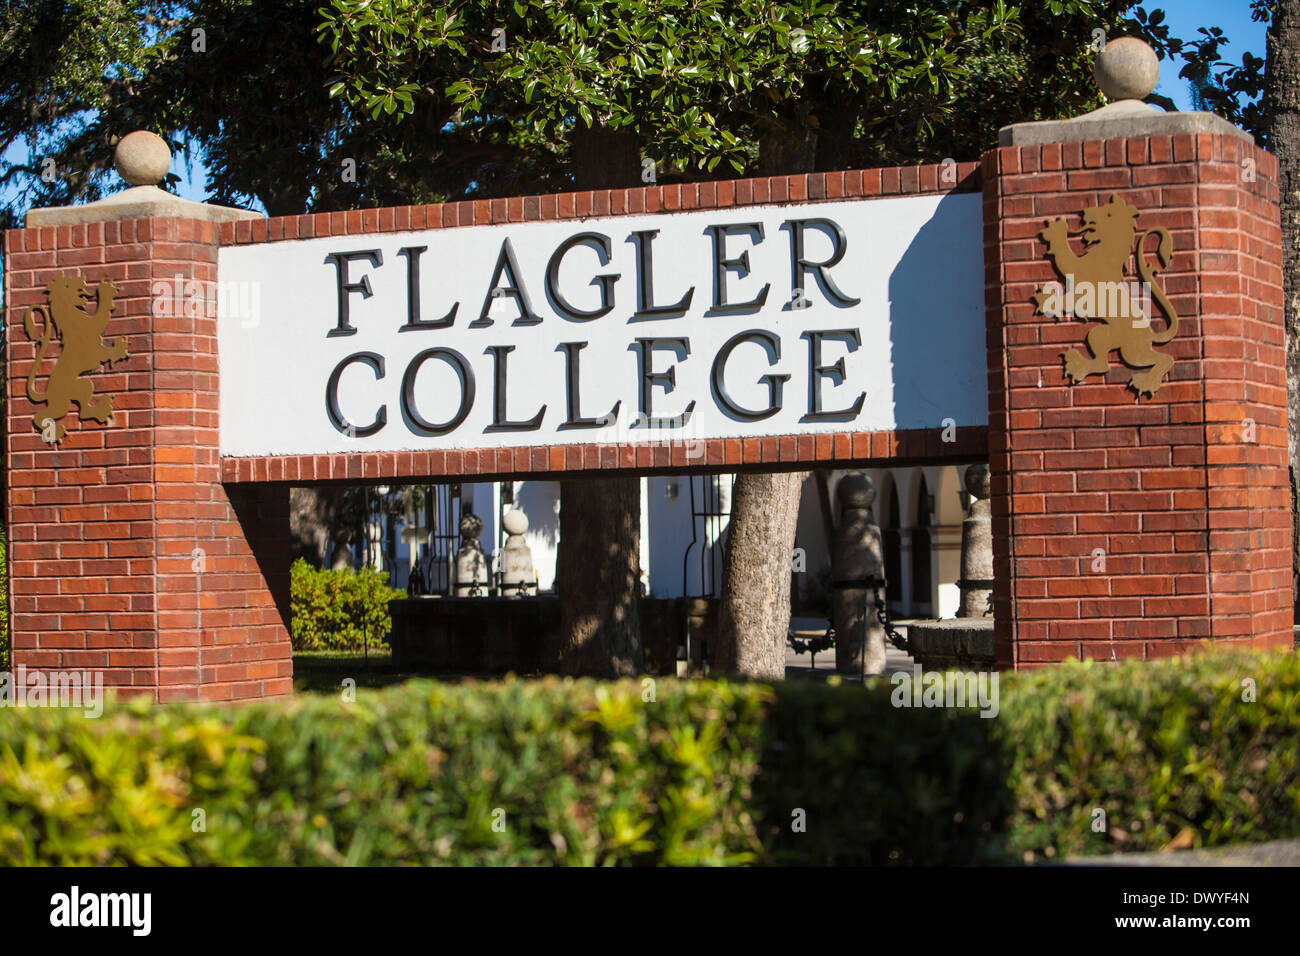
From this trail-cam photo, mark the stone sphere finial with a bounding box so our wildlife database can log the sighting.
[1094,37,1159,101]
[502,509,529,536]
[458,511,483,542]
[114,131,171,186]
[837,472,876,513]
[964,463,991,501]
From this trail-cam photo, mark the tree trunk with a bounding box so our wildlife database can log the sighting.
[813,95,857,173]
[290,487,336,566]
[714,472,805,679]
[570,122,641,183]
[555,121,644,675]
[1267,0,1300,621]
[715,120,818,678]
[756,114,817,177]
[556,477,643,676]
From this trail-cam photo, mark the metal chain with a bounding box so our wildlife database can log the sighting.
[787,627,835,656]
[874,584,909,654]
[786,574,909,656]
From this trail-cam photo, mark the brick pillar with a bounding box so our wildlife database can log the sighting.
[985,132,1291,668]
[4,216,292,701]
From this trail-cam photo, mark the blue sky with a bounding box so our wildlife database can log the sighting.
[3,3,1273,211]
[1154,0,1267,110]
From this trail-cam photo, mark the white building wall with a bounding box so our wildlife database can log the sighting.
[511,480,560,591]
[647,474,734,598]
[365,462,979,614]
[792,474,831,605]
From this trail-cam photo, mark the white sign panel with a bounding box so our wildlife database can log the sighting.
[217,193,985,458]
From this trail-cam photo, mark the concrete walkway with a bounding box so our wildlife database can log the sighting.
[1066,839,1300,867]
[785,615,916,680]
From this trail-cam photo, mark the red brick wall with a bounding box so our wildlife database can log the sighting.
[984,132,1291,667]
[218,427,990,485]
[4,139,1289,695]
[4,162,985,701]
[4,218,292,701]
[217,162,982,247]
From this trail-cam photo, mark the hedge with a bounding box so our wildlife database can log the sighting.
[289,558,404,651]
[1,647,1297,865]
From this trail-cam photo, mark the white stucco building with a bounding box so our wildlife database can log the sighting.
[350,463,980,621]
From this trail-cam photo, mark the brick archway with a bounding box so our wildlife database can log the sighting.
[4,129,1290,700]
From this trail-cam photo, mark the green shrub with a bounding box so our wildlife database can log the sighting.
[997,649,1300,862]
[0,679,767,865]
[289,558,403,651]
[757,648,1300,864]
[0,647,1297,865]
[754,676,1012,865]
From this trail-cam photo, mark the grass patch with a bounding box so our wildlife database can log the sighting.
[291,650,513,694]
[292,650,407,695]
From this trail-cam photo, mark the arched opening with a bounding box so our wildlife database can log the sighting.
[911,474,933,616]
[882,474,902,607]
[931,465,966,618]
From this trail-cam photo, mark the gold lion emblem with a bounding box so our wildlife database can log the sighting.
[22,272,129,443]
[1033,194,1178,398]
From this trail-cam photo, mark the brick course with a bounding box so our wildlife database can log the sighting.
[217,162,982,247]
[219,426,989,485]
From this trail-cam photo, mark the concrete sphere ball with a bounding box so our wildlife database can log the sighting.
[458,512,483,539]
[837,472,876,512]
[502,509,529,536]
[114,131,171,186]
[964,464,991,501]
[1094,37,1159,101]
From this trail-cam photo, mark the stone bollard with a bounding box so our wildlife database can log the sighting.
[907,463,996,671]
[833,473,887,676]
[684,597,715,675]
[453,512,489,597]
[957,464,993,618]
[499,509,536,597]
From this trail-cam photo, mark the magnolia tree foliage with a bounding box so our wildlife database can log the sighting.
[317,0,961,174]
[0,0,1271,219]
[0,0,176,223]
[318,0,1093,176]
[315,0,1267,175]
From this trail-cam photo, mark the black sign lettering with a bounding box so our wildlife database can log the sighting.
[325,249,382,336]
[630,230,694,319]
[397,245,458,331]
[784,219,859,307]
[557,341,620,429]
[546,232,620,321]
[633,337,695,429]
[475,237,541,328]
[485,344,546,431]
[707,223,769,315]
[402,347,475,435]
[711,329,789,421]
[801,329,865,421]
[326,351,386,436]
